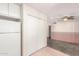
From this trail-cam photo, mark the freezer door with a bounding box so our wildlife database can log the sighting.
[0,33,21,56]
[0,19,20,33]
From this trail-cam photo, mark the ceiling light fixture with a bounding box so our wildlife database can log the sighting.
[64,18,68,21]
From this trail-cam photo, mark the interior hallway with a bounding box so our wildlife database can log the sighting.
[0,3,79,56]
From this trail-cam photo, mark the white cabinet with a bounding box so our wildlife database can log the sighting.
[0,19,21,33]
[0,4,21,56]
[0,3,8,16]
[0,33,21,56]
[9,4,21,19]
[0,3,21,20]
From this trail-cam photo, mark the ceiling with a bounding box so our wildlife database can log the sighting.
[26,3,79,23]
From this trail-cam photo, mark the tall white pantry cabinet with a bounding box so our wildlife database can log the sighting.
[0,3,21,56]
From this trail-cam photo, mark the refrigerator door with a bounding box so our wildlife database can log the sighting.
[0,33,21,56]
[0,19,20,33]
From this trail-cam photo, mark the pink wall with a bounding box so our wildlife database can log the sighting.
[51,32,79,44]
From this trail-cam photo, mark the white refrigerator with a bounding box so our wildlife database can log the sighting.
[0,19,21,56]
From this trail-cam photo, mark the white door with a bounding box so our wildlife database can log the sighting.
[25,16,38,55]
[23,15,47,55]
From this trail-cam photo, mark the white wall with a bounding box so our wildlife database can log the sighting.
[52,21,79,32]
[22,4,48,55]
[51,21,79,44]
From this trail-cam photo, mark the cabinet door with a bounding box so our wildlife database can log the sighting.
[0,19,21,33]
[9,4,21,19]
[0,33,21,56]
[0,3,8,16]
